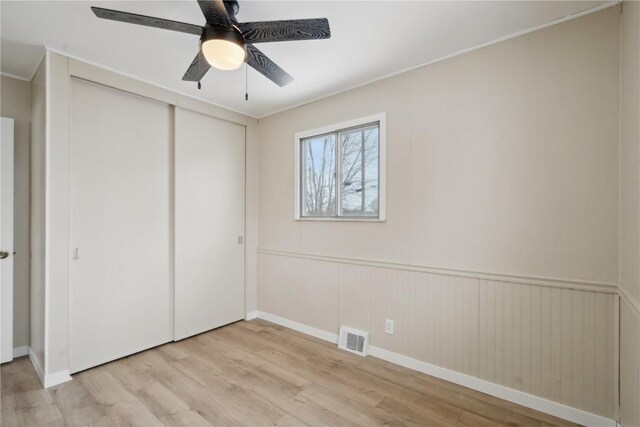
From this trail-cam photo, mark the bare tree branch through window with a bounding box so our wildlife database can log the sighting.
[301,122,379,218]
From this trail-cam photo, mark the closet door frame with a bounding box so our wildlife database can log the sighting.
[40,52,258,382]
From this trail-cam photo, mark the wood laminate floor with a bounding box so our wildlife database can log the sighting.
[1,319,578,427]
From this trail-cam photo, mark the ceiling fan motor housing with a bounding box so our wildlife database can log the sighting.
[202,24,245,50]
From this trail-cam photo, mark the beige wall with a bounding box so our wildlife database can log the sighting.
[0,75,31,349]
[257,7,620,419]
[258,8,619,284]
[30,58,46,371]
[619,1,640,426]
[620,0,640,304]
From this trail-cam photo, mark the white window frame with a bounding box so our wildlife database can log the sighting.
[294,113,386,221]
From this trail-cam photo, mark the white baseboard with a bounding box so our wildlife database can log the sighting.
[257,311,338,343]
[28,347,72,389]
[368,346,616,427]
[28,347,45,385]
[13,345,29,358]
[245,310,258,320]
[44,369,72,388]
[256,311,616,427]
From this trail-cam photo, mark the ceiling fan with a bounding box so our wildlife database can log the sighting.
[91,0,331,87]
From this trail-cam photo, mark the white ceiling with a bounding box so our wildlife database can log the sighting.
[1,0,609,118]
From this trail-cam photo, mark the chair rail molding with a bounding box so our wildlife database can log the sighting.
[257,248,618,294]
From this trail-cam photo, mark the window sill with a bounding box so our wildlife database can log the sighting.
[295,217,386,223]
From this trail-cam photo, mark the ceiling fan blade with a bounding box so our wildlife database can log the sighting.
[197,0,231,27]
[246,44,293,87]
[182,51,211,82]
[91,7,202,36]
[238,18,331,43]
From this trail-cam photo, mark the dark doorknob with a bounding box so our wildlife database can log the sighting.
[0,251,9,259]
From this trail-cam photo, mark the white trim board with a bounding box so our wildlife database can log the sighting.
[13,345,29,358]
[367,346,616,427]
[29,347,72,388]
[43,369,72,388]
[257,312,338,344]
[254,311,616,427]
[43,50,51,381]
[29,347,45,386]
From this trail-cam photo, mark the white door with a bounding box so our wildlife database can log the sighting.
[174,108,245,340]
[69,79,173,372]
[0,117,14,363]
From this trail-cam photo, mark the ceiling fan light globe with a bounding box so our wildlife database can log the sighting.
[202,39,246,71]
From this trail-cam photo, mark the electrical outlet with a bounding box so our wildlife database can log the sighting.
[385,319,394,335]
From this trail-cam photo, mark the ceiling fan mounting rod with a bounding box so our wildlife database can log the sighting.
[223,0,240,22]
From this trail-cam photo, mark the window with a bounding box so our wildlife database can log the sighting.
[295,114,386,220]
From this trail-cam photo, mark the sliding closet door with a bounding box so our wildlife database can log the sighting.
[174,108,245,340]
[69,79,173,373]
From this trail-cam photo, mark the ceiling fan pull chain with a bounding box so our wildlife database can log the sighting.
[197,81,201,90]
[245,62,249,101]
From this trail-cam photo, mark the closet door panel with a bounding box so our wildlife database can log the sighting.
[69,79,173,373]
[175,107,245,340]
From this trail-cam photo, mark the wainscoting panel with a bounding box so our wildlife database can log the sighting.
[257,251,617,420]
[620,296,640,427]
[478,281,615,417]
[339,264,479,377]
[257,253,340,334]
